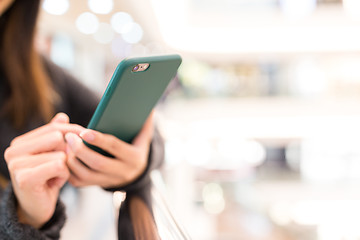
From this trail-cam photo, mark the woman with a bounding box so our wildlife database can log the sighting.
[0,0,163,239]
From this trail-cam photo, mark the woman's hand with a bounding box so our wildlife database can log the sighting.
[4,113,84,228]
[65,113,154,188]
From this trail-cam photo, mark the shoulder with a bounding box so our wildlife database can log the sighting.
[41,56,100,126]
[41,56,88,95]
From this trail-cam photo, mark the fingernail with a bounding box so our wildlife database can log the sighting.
[80,130,95,142]
[65,133,75,148]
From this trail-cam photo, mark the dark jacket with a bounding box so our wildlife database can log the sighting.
[0,59,164,239]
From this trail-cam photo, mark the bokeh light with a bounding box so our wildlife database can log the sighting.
[88,0,113,15]
[202,183,225,215]
[42,0,69,16]
[76,12,99,35]
[111,12,134,34]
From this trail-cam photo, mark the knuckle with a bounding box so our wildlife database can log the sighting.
[48,122,57,131]
[14,171,29,189]
[4,148,13,162]
[55,151,67,161]
[46,130,63,146]
[107,136,120,151]
[54,158,67,171]
[9,136,20,146]
[7,160,17,172]
[52,130,64,142]
[73,124,83,130]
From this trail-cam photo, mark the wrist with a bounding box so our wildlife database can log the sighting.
[17,206,46,229]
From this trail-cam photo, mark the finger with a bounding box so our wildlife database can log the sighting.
[79,130,133,160]
[10,123,84,147]
[7,151,66,172]
[5,131,66,160]
[14,157,69,190]
[68,174,123,188]
[68,175,89,187]
[132,111,154,148]
[67,167,106,187]
[50,112,70,124]
[67,153,142,189]
[66,148,121,187]
[66,146,98,180]
[65,133,126,175]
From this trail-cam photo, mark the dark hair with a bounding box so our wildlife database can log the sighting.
[0,0,57,128]
[130,196,160,239]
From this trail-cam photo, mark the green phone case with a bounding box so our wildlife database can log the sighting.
[87,54,182,152]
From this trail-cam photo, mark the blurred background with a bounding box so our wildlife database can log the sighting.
[37,0,360,239]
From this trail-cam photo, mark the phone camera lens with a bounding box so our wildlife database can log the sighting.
[132,63,149,72]
[132,65,140,72]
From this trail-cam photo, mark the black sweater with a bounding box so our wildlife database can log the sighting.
[0,60,164,239]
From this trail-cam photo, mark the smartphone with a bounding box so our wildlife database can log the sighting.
[86,54,182,155]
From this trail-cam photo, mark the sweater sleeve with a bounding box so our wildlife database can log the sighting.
[0,184,66,240]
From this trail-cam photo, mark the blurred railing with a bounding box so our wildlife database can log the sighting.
[150,171,191,240]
